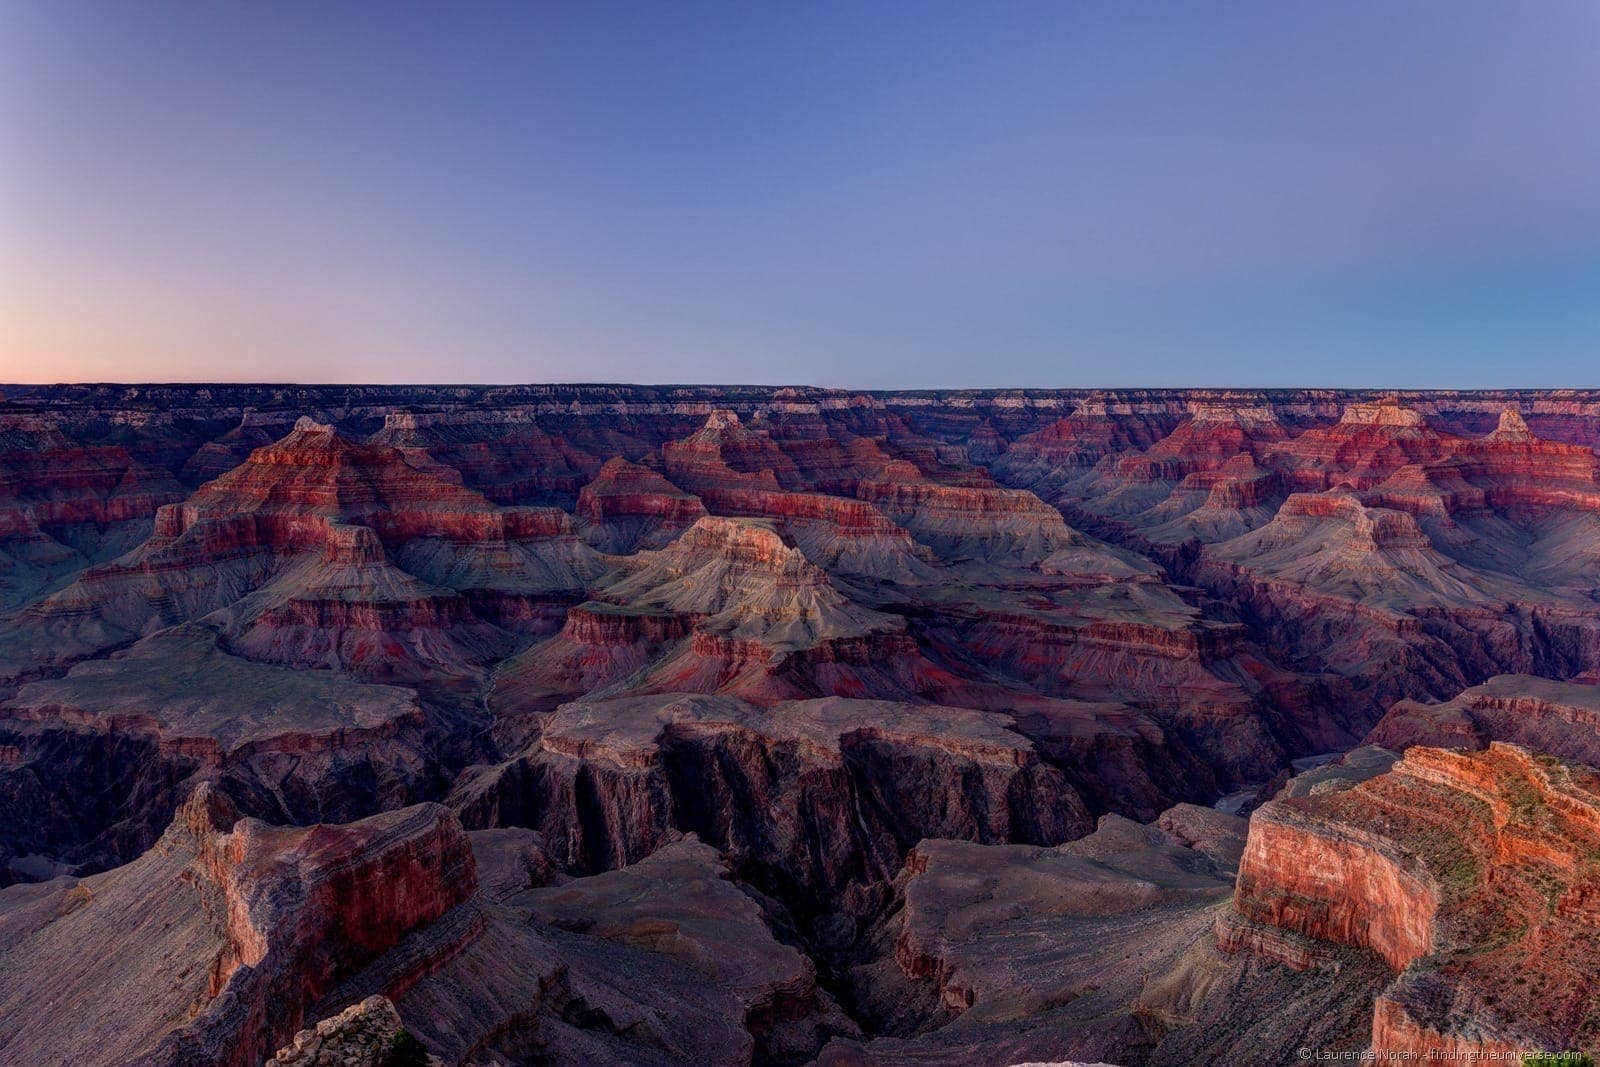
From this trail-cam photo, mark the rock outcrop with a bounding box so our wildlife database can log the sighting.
[1369,674,1600,767]
[268,996,438,1067]
[856,460,1087,566]
[367,408,607,507]
[0,623,438,880]
[0,787,475,1066]
[394,834,859,1064]
[1193,481,1600,714]
[1222,743,1600,1057]
[494,517,952,707]
[0,413,184,609]
[575,457,708,553]
[659,413,942,584]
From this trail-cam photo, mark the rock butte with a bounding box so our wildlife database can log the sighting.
[5,385,1600,1064]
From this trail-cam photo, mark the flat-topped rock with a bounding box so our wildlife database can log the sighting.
[1489,408,1531,439]
[1338,401,1428,428]
[451,692,1089,913]
[5,623,423,754]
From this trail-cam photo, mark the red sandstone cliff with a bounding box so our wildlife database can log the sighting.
[1222,743,1600,1057]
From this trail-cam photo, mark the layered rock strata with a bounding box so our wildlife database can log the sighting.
[1222,743,1600,1057]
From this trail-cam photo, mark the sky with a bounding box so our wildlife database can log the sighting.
[1,1,1597,388]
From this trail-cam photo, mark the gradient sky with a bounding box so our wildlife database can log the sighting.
[2,1,1597,387]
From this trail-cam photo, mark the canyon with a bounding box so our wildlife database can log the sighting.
[5,384,1600,1064]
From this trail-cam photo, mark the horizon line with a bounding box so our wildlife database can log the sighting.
[6,381,1600,394]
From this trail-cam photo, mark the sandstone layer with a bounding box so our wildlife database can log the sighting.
[1223,743,1600,1057]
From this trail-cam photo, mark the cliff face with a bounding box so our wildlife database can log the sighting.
[1223,804,1439,972]
[0,785,475,1067]
[0,624,439,882]
[448,694,1091,915]
[575,457,708,553]
[164,793,478,1067]
[1221,743,1600,1058]
[823,806,1246,1065]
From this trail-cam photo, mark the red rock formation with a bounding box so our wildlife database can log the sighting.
[964,420,1006,465]
[1113,403,1289,483]
[0,414,182,530]
[494,516,951,707]
[993,398,1180,479]
[174,417,518,545]
[1263,398,1458,492]
[13,385,1600,1065]
[489,601,693,713]
[598,516,900,647]
[725,488,940,584]
[856,460,1087,565]
[1,418,603,681]
[1225,804,1438,972]
[0,413,185,608]
[0,785,475,1067]
[1347,410,1600,524]
[1445,409,1600,512]
[368,408,605,505]
[1368,674,1600,767]
[1223,743,1600,1057]
[662,409,802,492]
[224,567,510,681]
[1359,462,1484,519]
[661,412,939,581]
[1192,486,1600,713]
[574,457,708,553]
[180,410,307,486]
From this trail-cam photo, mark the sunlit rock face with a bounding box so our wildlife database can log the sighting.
[1222,743,1600,1059]
[7,385,1600,1065]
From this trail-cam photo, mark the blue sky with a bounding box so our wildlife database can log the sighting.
[2,1,1597,386]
